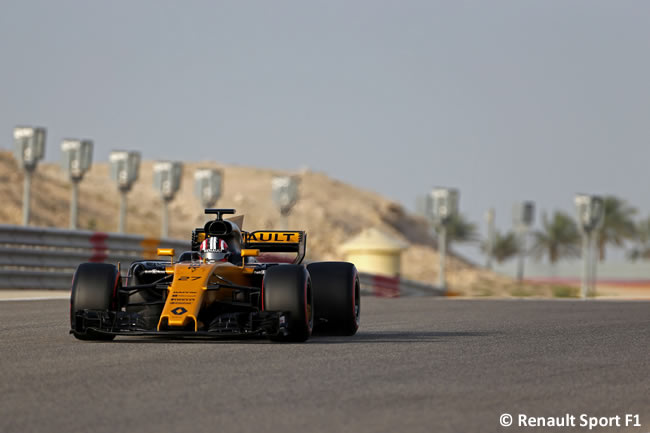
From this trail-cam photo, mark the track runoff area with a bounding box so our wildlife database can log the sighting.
[0,295,647,433]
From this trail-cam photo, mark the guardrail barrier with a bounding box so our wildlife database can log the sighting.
[0,225,443,296]
[0,225,188,289]
[358,272,444,297]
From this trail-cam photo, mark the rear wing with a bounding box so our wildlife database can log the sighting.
[243,231,307,264]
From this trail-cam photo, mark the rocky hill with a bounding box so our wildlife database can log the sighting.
[1,150,542,296]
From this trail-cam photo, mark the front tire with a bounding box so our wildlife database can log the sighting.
[307,262,360,336]
[263,265,313,342]
[70,263,120,341]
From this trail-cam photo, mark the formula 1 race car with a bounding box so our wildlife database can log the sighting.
[70,209,360,342]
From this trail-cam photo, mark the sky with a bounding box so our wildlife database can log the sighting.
[1,0,649,262]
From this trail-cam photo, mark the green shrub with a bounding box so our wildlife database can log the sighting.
[552,285,579,298]
[475,287,494,297]
[510,286,535,297]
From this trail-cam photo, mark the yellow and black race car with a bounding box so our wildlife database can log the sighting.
[70,209,360,342]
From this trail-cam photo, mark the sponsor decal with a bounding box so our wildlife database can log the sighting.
[247,231,300,243]
[171,307,187,315]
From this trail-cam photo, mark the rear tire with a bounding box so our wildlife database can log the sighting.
[307,262,360,336]
[70,263,120,341]
[263,265,313,342]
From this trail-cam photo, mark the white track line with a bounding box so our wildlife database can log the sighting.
[0,296,69,302]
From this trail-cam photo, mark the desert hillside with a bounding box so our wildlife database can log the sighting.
[0,150,534,295]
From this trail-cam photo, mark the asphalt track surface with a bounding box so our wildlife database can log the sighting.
[0,297,648,433]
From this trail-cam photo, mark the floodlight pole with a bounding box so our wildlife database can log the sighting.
[588,232,599,297]
[62,139,93,230]
[512,201,535,282]
[70,179,80,229]
[429,187,459,292]
[153,161,183,239]
[201,199,213,211]
[271,175,299,231]
[194,168,222,221]
[437,225,447,289]
[575,194,605,299]
[579,232,599,298]
[581,233,590,298]
[15,126,46,226]
[162,199,170,238]
[516,225,526,282]
[279,210,289,231]
[118,188,128,233]
[22,169,34,226]
[110,150,141,233]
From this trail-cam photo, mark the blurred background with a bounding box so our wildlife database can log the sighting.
[2,0,650,297]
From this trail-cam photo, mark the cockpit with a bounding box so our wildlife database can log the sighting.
[187,208,245,265]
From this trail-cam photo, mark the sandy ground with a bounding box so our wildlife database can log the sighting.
[592,285,650,299]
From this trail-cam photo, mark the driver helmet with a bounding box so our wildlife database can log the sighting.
[199,237,229,263]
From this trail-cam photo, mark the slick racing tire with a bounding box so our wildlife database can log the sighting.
[307,262,360,336]
[70,263,120,341]
[263,265,313,342]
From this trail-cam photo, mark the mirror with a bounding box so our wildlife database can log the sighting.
[240,249,260,257]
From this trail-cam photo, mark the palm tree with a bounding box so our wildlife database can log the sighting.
[597,196,637,261]
[531,211,580,264]
[627,216,650,261]
[483,230,519,264]
[436,213,479,247]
